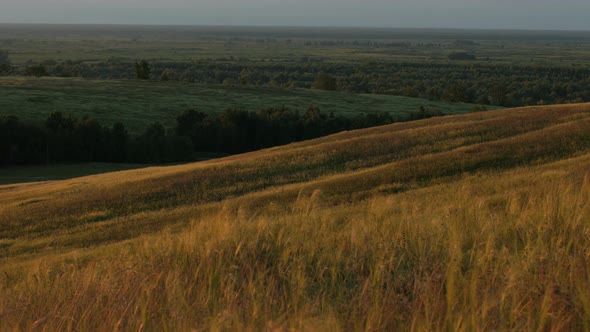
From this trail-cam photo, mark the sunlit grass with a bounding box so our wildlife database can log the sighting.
[2,161,589,330]
[1,104,590,330]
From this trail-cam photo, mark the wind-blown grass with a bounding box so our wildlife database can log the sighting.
[1,103,590,330]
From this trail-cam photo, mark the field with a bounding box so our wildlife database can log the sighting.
[1,24,590,330]
[3,25,590,110]
[0,163,154,185]
[0,76,491,132]
[2,24,590,65]
[1,104,590,330]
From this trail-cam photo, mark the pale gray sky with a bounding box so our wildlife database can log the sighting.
[0,0,588,30]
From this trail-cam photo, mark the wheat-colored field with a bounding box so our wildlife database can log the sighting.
[1,104,590,330]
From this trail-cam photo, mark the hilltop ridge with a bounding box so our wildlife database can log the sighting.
[1,103,589,255]
[1,103,590,330]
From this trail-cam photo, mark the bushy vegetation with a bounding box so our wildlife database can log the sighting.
[0,77,486,134]
[3,26,590,109]
[1,104,590,330]
[448,52,476,60]
[0,49,10,73]
[5,59,590,106]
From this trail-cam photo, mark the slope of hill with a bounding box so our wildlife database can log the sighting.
[1,104,589,330]
[0,77,496,132]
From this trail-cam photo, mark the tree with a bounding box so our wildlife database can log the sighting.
[0,116,20,164]
[135,60,150,80]
[175,109,211,151]
[46,112,75,134]
[110,122,128,162]
[45,112,75,162]
[132,122,167,162]
[75,117,105,161]
[448,52,476,61]
[0,50,10,72]
[442,83,467,102]
[0,116,47,165]
[218,109,253,153]
[176,110,207,137]
[312,73,338,91]
[303,104,325,139]
[25,64,48,77]
[489,82,509,106]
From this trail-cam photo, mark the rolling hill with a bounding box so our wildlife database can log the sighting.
[1,103,589,330]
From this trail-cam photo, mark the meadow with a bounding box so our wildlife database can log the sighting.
[0,76,487,132]
[1,103,589,330]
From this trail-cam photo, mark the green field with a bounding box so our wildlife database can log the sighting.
[0,77,494,132]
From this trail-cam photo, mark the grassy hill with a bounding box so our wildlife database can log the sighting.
[1,104,589,330]
[0,163,154,185]
[0,77,495,133]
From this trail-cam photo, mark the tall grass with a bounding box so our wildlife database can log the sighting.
[2,103,588,248]
[2,104,590,330]
[1,167,589,331]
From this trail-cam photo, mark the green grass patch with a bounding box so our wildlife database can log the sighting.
[0,77,497,133]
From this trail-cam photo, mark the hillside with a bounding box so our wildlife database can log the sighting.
[0,77,496,133]
[1,104,590,330]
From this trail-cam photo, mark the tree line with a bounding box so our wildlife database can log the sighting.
[5,58,590,107]
[0,106,445,166]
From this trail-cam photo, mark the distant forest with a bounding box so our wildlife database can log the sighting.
[2,58,589,107]
[0,105,444,165]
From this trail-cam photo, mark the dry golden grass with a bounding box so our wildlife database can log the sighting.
[1,103,590,330]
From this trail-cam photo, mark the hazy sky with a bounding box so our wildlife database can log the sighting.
[1,0,589,30]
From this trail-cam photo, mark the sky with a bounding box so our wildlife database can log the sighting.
[0,0,589,31]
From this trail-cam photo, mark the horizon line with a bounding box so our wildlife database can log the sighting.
[1,22,589,33]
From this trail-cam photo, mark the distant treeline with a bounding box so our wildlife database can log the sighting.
[5,59,590,107]
[0,105,445,166]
